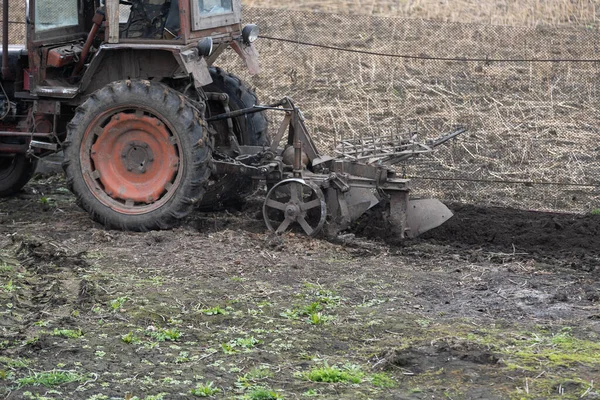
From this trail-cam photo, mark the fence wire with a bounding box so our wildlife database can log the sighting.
[234,7,600,213]
[0,1,26,44]
[1,5,599,212]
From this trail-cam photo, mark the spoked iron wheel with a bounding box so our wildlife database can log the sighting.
[263,179,326,237]
[63,80,211,231]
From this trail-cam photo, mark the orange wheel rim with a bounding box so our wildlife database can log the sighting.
[81,108,182,215]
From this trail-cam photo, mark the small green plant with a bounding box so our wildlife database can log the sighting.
[298,363,363,384]
[51,328,83,339]
[235,336,261,349]
[0,262,13,272]
[301,302,323,315]
[244,387,283,400]
[121,331,141,344]
[591,208,600,215]
[38,196,55,206]
[307,312,335,325]
[370,372,397,388]
[190,381,221,397]
[200,306,228,316]
[110,296,128,311]
[2,280,17,292]
[17,370,86,387]
[221,342,237,354]
[0,356,30,369]
[174,351,190,363]
[147,327,182,342]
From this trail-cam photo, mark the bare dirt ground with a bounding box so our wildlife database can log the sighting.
[1,176,599,400]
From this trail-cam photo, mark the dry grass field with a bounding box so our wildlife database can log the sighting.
[231,3,600,213]
[244,0,600,27]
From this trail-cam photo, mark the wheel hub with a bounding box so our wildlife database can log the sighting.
[89,112,179,205]
[285,203,301,219]
[122,140,154,174]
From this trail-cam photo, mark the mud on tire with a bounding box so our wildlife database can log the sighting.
[62,80,212,231]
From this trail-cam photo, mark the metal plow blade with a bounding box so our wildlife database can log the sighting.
[405,199,453,238]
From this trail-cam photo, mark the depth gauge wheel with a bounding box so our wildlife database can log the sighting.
[263,179,326,237]
[63,80,212,231]
[0,155,37,197]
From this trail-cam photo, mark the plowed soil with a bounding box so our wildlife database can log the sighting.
[0,176,599,399]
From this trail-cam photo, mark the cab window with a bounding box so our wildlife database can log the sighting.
[35,0,79,32]
[199,0,233,16]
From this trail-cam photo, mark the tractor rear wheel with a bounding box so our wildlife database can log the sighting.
[198,67,269,209]
[0,155,37,197]
[63,80,212,231]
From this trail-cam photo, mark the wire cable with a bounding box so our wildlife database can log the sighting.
[260,35,600,63]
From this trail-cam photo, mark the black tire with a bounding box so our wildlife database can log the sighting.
[205,67,269,146]
[199,67,269,209]
[62,80,212,231]
[0,155,37,197]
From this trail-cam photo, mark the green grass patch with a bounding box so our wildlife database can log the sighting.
[243,387,284,400]
[0,356,30,369]
[146,327,182,342]
[191,381,221,397]
[121,331,141,344]
[109,296,128,311]
[17,370,86,387]
[51,328,83,339]
[1,280,17,293]
[200,305,229,316]
[297,363,363,384]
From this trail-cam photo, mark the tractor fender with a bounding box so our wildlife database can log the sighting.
[79,44,212,96]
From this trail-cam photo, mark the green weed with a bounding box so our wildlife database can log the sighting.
[296,363,364,383]
[370,372,397,388]
[243,387,284,400]
[147,327,182,342]
[121,331,141,344]
[200,306,229,316]
[0,356,30,368]
[51,328,83,339]
[591,208,600,215]
[17,370,86,387]
[298,363,363,384]
[0,262,13,273]
[191,381,221,397]
[110,296,128,311]
[1,280,17,292]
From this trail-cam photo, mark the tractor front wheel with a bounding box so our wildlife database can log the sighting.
[0,155,37,197]
[63,80,212,231]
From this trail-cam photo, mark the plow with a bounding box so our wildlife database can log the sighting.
[0,0,462,238]
[208,97,464,238]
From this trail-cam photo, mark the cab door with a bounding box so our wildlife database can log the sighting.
[28,0,90,89]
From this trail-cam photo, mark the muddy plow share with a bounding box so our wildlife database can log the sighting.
[209,98,464,238]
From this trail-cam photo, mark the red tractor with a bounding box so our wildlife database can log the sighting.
[1,0,462,238]
[1,0,267,230]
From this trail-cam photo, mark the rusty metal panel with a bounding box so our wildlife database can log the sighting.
[107,0,120,43]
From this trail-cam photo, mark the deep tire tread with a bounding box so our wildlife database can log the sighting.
[63,79,211,231]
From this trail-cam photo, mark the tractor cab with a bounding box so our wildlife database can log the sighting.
[21,0,258,99]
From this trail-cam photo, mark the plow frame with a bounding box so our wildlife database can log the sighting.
[209,97,461,238]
